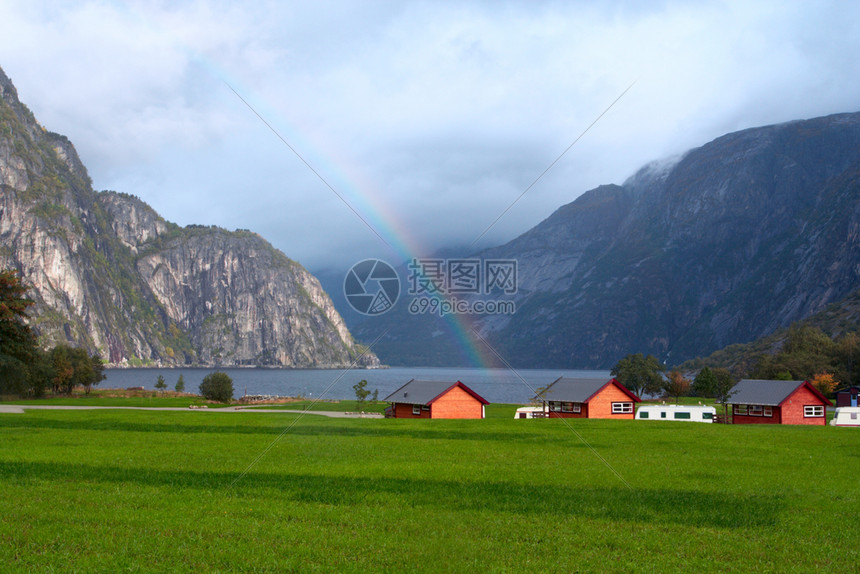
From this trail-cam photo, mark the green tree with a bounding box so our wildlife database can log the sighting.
[692,366,718,397]
[353,379,370,409]
[27,349,53,398]
[50,345,74,395]
[49,345,104,395]
[663,370,690,403]
[751,325,836,381]
[199,371,233,403]
[155,374,167,393]
[712,367,738,420]
[175,373,185,393]
[611,353,666,398]
[371,388,378,402]
[81,351,105,395]
[833,332,860,387]
[0,269,39,397]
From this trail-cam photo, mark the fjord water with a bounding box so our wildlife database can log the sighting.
[103,367,611,404]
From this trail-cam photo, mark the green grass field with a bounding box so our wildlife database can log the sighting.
[1,404,858,572]
[0,390,217,408]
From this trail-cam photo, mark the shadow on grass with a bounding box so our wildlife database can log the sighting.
[0,415,558,443]
[0,460,780,529]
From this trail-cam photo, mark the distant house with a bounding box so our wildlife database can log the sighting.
[727,379,833,425]
[383,379,489,419]
[835,386,860,408]
[539,377,640,419]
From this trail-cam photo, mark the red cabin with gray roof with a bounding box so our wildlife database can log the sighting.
[726,379,832,425]
[384,379,489,419]
[539,377,640,419]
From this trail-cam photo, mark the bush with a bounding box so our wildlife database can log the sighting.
[199,371,234,403]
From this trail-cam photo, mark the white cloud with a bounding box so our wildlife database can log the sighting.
[2,0,859,270]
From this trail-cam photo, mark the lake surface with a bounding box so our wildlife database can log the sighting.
[103,367,612,405]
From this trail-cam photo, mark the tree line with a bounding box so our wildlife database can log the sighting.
[0,269,105,397]
[611,324,858,402]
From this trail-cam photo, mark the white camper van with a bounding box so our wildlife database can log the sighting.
[636,404,716,423]
[830,407,860,427]
[514,406,546,419]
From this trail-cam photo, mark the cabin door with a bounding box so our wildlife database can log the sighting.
[851,394,857,407]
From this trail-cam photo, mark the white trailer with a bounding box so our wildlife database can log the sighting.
[636,404,716,422]
[830,407,860,426]
[514,406,546,419]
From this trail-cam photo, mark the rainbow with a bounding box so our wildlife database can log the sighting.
[121,5,504,371]
[193,59,499,373]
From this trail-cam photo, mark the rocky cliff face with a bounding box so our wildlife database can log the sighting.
[485,112,860,367]
[0,66,376,368]
[355,112,860,368]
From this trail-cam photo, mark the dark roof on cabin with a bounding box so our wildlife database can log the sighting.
[539,377,640,403]
[727,379,832,406]
[383,379,489,406]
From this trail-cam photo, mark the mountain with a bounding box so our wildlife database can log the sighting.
[0,66,376,368]
[355,112,860,368]
[677,287,860,376]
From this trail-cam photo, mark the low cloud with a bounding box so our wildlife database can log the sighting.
[2,1,859,271]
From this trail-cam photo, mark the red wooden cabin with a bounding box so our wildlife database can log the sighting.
[384,379,489,419]
[727,379,832,425]
[539,377,640,419]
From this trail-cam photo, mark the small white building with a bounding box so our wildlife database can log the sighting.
[514,406,546,419]
[636,404,716,423]
[830,407,860,427]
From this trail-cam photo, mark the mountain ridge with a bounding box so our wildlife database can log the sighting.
[353,111,860,368]
[0,65,376,368]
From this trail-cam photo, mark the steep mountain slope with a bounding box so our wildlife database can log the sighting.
[0,66,375,367]
[489,113,860,367]
[355,112,860,368]
[678,286,860,375]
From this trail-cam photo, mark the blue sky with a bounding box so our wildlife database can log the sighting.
[2,1,859,272]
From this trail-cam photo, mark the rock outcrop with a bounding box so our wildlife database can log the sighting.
[0,65,376,368]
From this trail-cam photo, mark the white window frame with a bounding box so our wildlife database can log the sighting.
[763,406,773,417]
[803,405,824,418]
[562,402,574,413]
[549,401,561,412]
[735,405,748,415]
[572,403,581,413]
[412,405,421,416]
[749,405,763,416]
[612,402,633,414]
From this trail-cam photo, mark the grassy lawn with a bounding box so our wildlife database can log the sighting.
[244,399,388,414]
[0,389,218,408]
[246,402,518,418]
[0,407,858,572]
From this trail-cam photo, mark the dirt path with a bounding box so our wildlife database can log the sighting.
[0,404,383,418]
